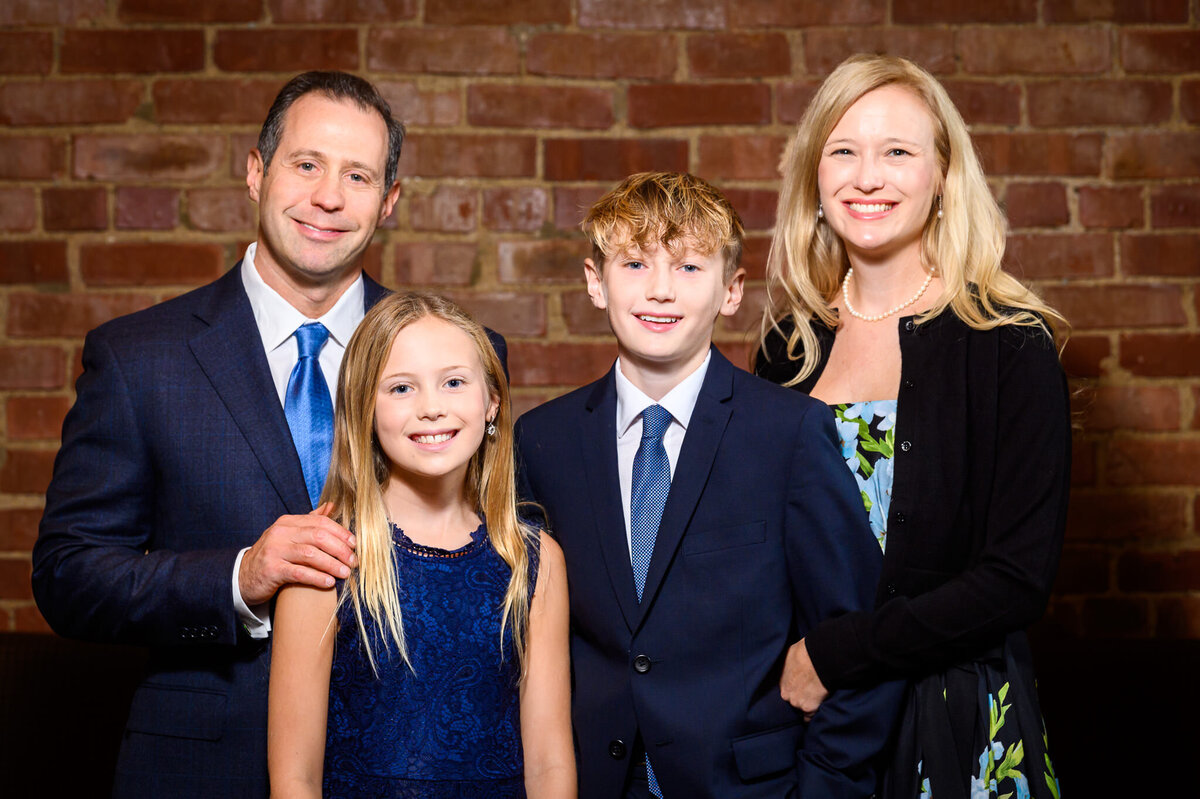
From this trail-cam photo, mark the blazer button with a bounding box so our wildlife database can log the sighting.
[904,319,915,332]
[633,654,652,674]
[899,440,912,452]
[608,740,627,759]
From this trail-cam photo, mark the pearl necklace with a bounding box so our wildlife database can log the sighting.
[841,267,934,322]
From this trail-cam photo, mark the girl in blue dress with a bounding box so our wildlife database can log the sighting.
[268,292,574,798]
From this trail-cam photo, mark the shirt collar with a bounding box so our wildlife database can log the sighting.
[614,351,712,440]
[240,241,365,352]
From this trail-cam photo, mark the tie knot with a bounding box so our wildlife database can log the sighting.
[294,322,330,359]
[640,404,672,442]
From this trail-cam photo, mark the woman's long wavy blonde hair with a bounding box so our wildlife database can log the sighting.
[760,53,1067,383]
[320,292,536,674]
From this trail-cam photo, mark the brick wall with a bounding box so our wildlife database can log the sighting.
[0,0,1196,638]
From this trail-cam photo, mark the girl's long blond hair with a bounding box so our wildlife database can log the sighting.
[760,53,1067,383]
[320,292,536,673]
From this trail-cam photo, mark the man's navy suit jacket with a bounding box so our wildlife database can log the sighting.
[32,265,506,798]
[515,348,901,799]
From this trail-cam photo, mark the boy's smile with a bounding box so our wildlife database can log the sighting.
[585,240,744,398]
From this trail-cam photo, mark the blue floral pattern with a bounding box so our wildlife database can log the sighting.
[833,399,896,552]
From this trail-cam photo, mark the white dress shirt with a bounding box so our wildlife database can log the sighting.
[613,352,711,556]
[232,242,367,637]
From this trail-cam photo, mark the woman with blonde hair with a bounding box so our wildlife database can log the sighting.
[268,292,574,798]
[756,54,1069,799]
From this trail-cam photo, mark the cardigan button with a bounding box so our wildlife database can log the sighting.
[895,512,906,524]
[903,378,914,388]
[899,440,912,452]
[886,583,897,596]
[904,319,915,332]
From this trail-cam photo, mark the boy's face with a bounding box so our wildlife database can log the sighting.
[585,238,744,386]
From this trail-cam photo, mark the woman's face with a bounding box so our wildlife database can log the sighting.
[816,85,941,265]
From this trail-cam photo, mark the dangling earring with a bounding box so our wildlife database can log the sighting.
[816,202,824,220]
[486,419,496,437]
[936,195,944,219]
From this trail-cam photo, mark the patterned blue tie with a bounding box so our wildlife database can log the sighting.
[630,404,672,799]
[285,322,333,508]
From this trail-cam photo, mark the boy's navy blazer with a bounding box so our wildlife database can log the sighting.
[516,347,900,799]
[32,264,505,797]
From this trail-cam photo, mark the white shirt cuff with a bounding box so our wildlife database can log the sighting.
[233,547,272,638]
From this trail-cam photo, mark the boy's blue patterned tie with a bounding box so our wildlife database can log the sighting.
[285,322,334,508]
[630,403,672,798]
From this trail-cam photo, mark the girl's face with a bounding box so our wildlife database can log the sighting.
[373,316,498,489]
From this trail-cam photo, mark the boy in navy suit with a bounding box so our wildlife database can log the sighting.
[516,172,900,799]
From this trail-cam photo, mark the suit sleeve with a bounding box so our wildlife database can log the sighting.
[784,401,903,798]
[32,330,242,646]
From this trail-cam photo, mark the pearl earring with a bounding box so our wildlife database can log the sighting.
[817,202,824,220]
[937,195,944,219]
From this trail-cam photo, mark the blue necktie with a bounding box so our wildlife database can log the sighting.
[630,404,672,799]
[285,322,333,508]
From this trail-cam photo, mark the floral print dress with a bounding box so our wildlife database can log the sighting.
[832,401,1062,799]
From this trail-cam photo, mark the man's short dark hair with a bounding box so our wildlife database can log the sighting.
[257,71,406,190]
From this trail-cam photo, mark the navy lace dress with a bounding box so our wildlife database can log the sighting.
[323,521,536,798]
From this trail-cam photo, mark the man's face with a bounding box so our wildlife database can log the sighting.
[246,93,399,289]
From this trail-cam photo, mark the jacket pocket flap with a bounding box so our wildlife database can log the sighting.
[731,721,804,781]
[125,683,226,741]
[683,521,766,555]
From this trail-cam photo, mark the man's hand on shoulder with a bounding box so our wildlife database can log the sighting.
[238,502,357,607]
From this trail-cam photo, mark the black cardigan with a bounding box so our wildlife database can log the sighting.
[755,311,1071,688]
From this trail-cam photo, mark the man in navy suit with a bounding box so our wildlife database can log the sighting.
[516,173,900,798]
[33,72,433,797]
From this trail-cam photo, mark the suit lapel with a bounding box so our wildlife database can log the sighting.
[580,370,641,632]
[634,349,735,628]
[362,271,389,310]
[188,265,311,515]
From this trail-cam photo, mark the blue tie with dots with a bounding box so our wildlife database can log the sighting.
[630,404,672,799]
[285,322,334,508]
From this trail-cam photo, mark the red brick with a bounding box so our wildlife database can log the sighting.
[121,0,262,20]
[377,82,460,127]
[0,32,52,75]
[1121,234,1200,277]
[426,0,568,24]
[719,285,766,336]
[1193,387,1200,430]
[400,135,535,179]
[895,0,1034,22]
[1150,186,1200,228]
[12,605,51,633]
[7,396,70,442]
[1071,438,1096,485]
[1052,547,1110,594]
[0,347,66,390]
[545,139,687,182]
[942,80,1022,126]
[1028,80,1171,127]
[509,342,616,387]
[394,242,477,286]
[526,32,676,80]
[562,290,610,335]
[1078,385,1181,431]
[1004,233,1112,279]
[0,80,143,126]
[1004,183,1070,229]
[687,33,790,79]
[1120,550,1200,591]
[214,29,357,72]
[1108,439,1200,486]
[1060,334,1110,378]
[1107,133,1200,179]
[1045,0,1188,23]
[187,188,255,232]
[468,86,614,129]
[74,135,225,182]
[269,0,415,22]
[0,0,104,25]
[553,186,607,230]
[776,81,820,125]
[0,137,66,180]
[740,236,770,281]
[1068,490,1189,540]
[1157,597,1200,639]
[482,188,549,232]
[628,84,770,127]
[1120,333,1200,377]
[1184,81,1200,124]
[1123,30,1200,73]
[229,133,260,179]
[80,243,225,287]
[0,557,34,600]
[498,240,589,284]
[368,27,518,75]
[0,242,69,285]
[719,188,778,232]
[973,133,1103,176]
[43,188,107,232]
[1078,185,1144,229]
[959,27,1110,75]
[1047,284,1185,329]
[0,509,42,551]
[803,28,957,76]
[697,135,786,182]
[578,0,725,29]
[1082,597,1150,637]
[730,0,883,25]
[444,291,546,337]
[61,30,203,74]
[408,186,477,233]
[153,79,278,124]
[0,189,36,233]
[115,187,180,231]
[0,450,55,496]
